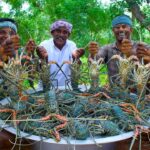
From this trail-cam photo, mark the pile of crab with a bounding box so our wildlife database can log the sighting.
[0,53,150,144]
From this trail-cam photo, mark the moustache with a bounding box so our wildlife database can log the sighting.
[55,36,65,41]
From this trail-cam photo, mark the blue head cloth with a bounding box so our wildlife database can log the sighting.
[0,18,17,33]
[112,15,132,27]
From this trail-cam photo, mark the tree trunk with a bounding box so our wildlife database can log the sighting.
[125,0,150,31]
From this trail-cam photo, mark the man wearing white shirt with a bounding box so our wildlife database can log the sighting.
[37,20,84,87]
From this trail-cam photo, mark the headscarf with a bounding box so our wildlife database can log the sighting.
[50,20,72,33]
[0,21,17,32]
[112,15,132,27]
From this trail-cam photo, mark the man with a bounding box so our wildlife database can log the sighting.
[0,18,36,65]
[0,18,37,91]
[36,19,84,87]
[88,15,150,85]
[0,18,20,62]
[0,18,34,150]
[0,18,38,98]
[0,18,20,98]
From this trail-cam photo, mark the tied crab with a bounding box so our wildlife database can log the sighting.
[132,62,150,98]
[70,59,81,91]
[89,57,104,89]
[111,55,137,89]
[38,60,52,91]
[0,51,34,101]
[0,44,150,146]
[40,114,68,142]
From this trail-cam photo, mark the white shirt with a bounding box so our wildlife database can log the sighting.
[39,38,77,86]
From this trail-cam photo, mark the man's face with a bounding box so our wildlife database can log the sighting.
[112,24,132,42]
[0,27,16,44]
[51,27,70,49]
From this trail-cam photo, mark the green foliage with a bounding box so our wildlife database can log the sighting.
[1,0,149,47]
[0,0,149,86]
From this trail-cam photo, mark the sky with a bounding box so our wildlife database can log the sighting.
[0,1,31,13]
[0,1,11,13]
[97,0,111,5]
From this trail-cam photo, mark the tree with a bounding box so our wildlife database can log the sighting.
[125,0,150,31]
[0,0,149,47]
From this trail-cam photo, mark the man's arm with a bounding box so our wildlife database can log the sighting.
[120,39,135,57]
[136,42,150,64]
[25,39,37,58]
[88,42,99,59]
[72,48,85,60]
[88,41,108,63]
[36,46,48,62]
[0,35,20,62]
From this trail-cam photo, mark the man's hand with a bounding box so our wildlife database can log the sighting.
[72,48,85,59]
[88,42,99,57]
[36,46,48,61]
[10,35,20,51]
[25,39,37,57]
[0,35,20,61]
[120,39,132,57]
[0,60,3,69]
[137,42,150,63]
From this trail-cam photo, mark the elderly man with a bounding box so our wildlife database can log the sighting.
[37,19,84,87]
[0,18,36,65]
[0,18,20,99]
[0,18,34,150]
[0,18,20,63]
[89,15,150,86]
